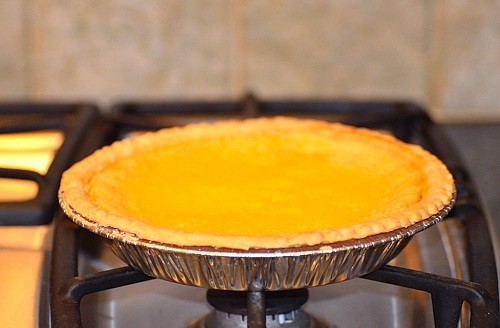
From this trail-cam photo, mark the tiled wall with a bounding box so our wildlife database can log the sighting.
[0,0,499,121]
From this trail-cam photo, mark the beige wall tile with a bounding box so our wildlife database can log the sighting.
[0,1,27,98]
[2,0,498,121]
[434,0,500,120]
[31,0,237,103]
[244,0,428,101]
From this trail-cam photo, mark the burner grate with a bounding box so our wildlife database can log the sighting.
[49,98,499,328]
[50,215,497,328]
[363,265,494,327]
[0,104,98,225]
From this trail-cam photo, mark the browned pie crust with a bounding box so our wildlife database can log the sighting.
[59,117,454,250]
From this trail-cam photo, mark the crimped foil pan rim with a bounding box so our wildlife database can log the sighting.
[60,191,455,259]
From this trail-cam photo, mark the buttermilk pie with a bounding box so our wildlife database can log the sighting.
[59,117,454,250]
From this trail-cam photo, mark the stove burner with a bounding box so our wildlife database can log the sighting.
[207,289,308,316]
[192,289,324,328]
[193,309,316,328]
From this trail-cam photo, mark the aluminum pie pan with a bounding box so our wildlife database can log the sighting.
[61,193,455,291]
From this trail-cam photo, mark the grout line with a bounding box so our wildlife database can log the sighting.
[22,0,41,99]
[21,0,31,98]
[427,0,448,118]
[230,0,247,96]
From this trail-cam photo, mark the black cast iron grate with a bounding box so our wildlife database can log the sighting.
[0,104,98,225]
[50,96,499,328]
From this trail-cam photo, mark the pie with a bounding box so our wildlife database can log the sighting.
[59,117,454,250]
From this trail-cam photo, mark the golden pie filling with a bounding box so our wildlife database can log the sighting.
[59,117,454,250]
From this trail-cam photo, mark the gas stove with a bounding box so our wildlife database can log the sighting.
[0,98,498,327]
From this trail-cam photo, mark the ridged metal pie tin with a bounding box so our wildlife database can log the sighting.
[61,194,455,291]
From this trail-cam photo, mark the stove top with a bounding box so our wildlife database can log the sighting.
[0,98,498,328]
[0,104,99,327]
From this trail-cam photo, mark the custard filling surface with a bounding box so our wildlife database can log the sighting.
[85,132,424,236]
